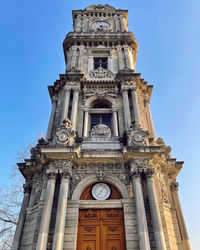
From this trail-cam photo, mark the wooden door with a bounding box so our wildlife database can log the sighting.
[77,209,126,250]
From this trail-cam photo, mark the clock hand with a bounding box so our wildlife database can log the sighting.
[97,187,105,195]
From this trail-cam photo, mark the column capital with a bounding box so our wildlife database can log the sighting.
[60,170,72,180]
[129,158,150,169]
[23,183,31,193]
[72,86,80,93]
[121,86,129,93]
[130,85,137,91]
[63,85,71,92]
[116,44,122,51]
[144,167,155,178]
[112,107,118,112]
[170,181,179,192]
[47,172,57,181]
[130,169,142,180]
[51,95,58,104]
[84,107,90,112]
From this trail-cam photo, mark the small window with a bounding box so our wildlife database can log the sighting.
[94,57,108,69]
[91,114,111,129]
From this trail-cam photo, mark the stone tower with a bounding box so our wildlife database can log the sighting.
[13,4,191,250]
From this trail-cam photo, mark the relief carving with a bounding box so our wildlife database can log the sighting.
[90,67,113,79]
[127,123,149,146]
[84,209,98,218]
[53,119,76,146]
[156,167,169,203]
[91,124,111,139]
[33,177,42,204]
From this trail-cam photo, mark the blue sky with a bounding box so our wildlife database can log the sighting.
[0,0,200,248]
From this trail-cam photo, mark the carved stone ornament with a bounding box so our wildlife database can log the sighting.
[91,124,111,139]
[53,119,76,146]
[170,182,179,192]
[33,177,42,205]
[50,159,73,170]
[90,67,113,79]
[156,167,169,203]
[127,123,149,146]
[96,171,106,180]
[130,158,149,173]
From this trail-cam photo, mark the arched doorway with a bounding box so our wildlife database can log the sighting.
[77,183,126,250]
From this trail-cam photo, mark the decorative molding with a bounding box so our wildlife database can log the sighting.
[90,67,113,79]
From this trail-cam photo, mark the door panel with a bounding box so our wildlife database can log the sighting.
[77,209,125,250]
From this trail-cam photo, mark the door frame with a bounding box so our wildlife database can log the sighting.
[64,199,138,250]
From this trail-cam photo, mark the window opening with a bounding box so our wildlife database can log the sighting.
[94,57,108,69]
[91,114,111,129]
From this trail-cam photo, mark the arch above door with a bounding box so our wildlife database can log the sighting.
[71,174,130,200]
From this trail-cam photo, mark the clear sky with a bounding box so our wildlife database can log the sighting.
[0,0,200,248]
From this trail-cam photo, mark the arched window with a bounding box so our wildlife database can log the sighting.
[90,99,112,129]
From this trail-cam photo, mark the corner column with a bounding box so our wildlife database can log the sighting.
[130,165,150,250]
[117,44,125,70]
[52,168,72,250]
[83,108,89,137]
[70,87,80,131]
[60,86,71,126]
[123,44,131,69]
[112,108,119,137]
[145,168,167,250]
[12,183,31,250]
[146,99,156,138]
[46,95,58,140]
[131,86,141,124]
[170,182,191,250]
[36,172,57,250]
[121,88,131,130]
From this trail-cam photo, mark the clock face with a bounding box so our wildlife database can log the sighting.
[91,21,110,30]
[92,183,111,200]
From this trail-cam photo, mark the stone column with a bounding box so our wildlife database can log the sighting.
[83,108,89,137]
[117,44,125,70]
[130,168,150,250]
[78,45,85,71]
[114,15,120,31]
[12,183,31,250]
[70,45,78,69]
[123,44,131,68]
[52,169,72,250]
[75,15,81,32]
[112,108,119,137]
[46,95,57,140]
[121,88,131,130]
[60,86,71,126]
[36,172,56,250]
[170,182,191,250]
[120,15,125,32]
[146,101,156,138]
[145,168,167,250]
[131,86,141,124]
[70,87,80,131]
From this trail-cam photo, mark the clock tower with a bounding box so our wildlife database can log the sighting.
[13,4,191,250]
